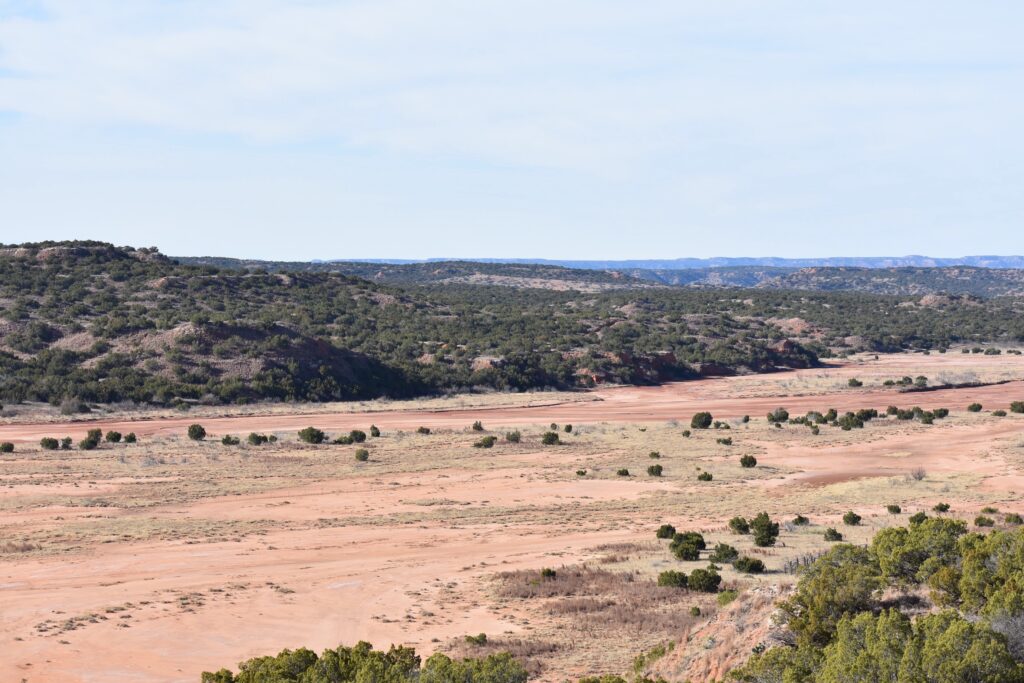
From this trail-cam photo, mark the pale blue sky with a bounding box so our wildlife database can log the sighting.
[1,1,1022,260]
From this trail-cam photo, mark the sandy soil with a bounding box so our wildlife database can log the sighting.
[1,351,1023,682]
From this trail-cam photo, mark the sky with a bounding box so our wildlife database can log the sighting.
[1,1,1022,260]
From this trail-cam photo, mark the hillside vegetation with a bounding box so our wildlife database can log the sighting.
[2,241,1024,406]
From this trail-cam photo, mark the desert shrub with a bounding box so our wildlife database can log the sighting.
[687,568,721,593]
[564,424,572,433]
[670,531,706,561]
[837,412,864,430]
[767,407,789,423]
[221,435,240,445]
[742,415,750,423]
[105,430,122,443]
[541,431,560,445]
[810,426,820,435]
[61,436,73,449]
[1005,513,1023,525]
[690,412,713,429]
[909,512,928,525]
[824,408,838,421]
[648,451,661,459]
[716,437,733,446]
[123,432,136,444]
[1010,401,1024,414]
[739,455,757,468]
[616,468,630,477]
[729,516,750,534]
[681,430,691,438]
[932,502,950,513]
[355,449,369,461]
[975,515,995,527]
[540,567,556,580]
[848,378,863,387]
[474,436,497,448]
[647,464,663,477]
[248,432,269,446]
[886,405,899,415]
[505,431,521,443]
[87,428,102,442]
[824,527,843,542]
[416,426,431,435]
[464,633,487,646]
[334,435,355,445]
[967,403,983,412]
[993,410,1007,417]
[575,469,586,476]
[909,467,927,481]
[298,427,326,444]
[843,511,862,526]
[713,421,730,430]
[689,606,701,617]
[370,425,380,437]
[697,471,713,482]
[656,524,677,539]
[0,442,13,453]
[709,543,739,563]
[40,437,59,450]
[79,438,98,450]
[657,570,688,588]
[349,429,367,443]
[933,408,949,418]
[734,556,766,574]
[717,589,739,606]
[471,421,484,432]
[751,512,780,547]
[886,504,902,515]
[792,514,810,526]
[187,424,207,441]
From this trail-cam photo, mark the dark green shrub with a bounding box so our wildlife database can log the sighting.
[932,502,950,513]
[40,437,59,450]
[505,431,521,443]
[697,471,713,482]
[540,567,556,580]
[967,403,983,412]
[689,606,701,617]
[687,568,721,593]
[993,410,1007,417]
[575,469,586,476]
[681,430,691,438]
[334,435,354,445]
[792,514,810,526]
[734,556,766,574]
[909,511,928,524]
[355,449,369,461]
[474,436,497,448]
[370,425,381,437]
[657,570,688,588]
[471,421,484,431]
[981,506,999,514]
[187,424,207,441]
[886,504,902,515]
[709,543,739,563]
[843,511,862,526]
[541,431,560,445]
[751,512,779,547]
[616,468,630,477]
[79,438,98,450]
[105,430,122,443]
[767,407,789,423]
[124,433,136,444]
[61,436,73,449]
[848,378,863,387]
[349,429,367,443]
[221,435,240,445]
[248,432,269,445]
[1004,513,1023,525]
[739,455,757,468]
[0,442,13,453]
[656,524,676,539]
[716,437,733,446]
[464,633,487,646]
[416,426,431,435]
[564,424,572,433]
[975,515,995,527]
[690,412,713,429]
[298,427,326,444]
[87,428,102,442]
[649,451,661,459]
[824,527,843,542]
[729,516,750,534]
[1010,401,1024,414]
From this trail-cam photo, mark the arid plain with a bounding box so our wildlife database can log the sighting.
[2,351,1024,682]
